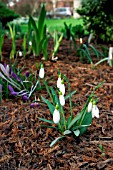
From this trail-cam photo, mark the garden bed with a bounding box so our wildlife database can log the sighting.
[0,38,113,170]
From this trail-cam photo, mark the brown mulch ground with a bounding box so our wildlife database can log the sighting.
[0,39,113,170]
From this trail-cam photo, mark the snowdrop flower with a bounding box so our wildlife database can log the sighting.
[18,51,23,57]
[53,105,60,124]
[29,41,32,46]
[80,38,83,44]
[59,80,65,95]
[39,64,44,79]
[108,47,113,66]
[57,74,62,88]
[92,103,99,118]
[88,100,93,112]
[59,92,65,106]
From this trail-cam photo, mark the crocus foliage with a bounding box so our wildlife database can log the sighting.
[0,63,39,100]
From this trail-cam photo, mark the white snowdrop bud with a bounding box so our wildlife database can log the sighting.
[59,92,65,106]
[19,51,22,57]
[39,64,44,79]
[53,105,60,124]
[88,101,93,112]
[92,104,99,118]
[59,80,65,95]
[57,74,62,88]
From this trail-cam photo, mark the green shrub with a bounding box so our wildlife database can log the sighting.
[0,1,19,27]
[77,0,113,43]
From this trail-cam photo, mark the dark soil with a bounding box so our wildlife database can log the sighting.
[0,39,113,170]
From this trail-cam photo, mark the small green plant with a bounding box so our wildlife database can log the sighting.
[63,22,72,40]
[51,31,63,60]
[99,144,105,156]
[77,44,93,64]
[8,24,16,60]
[38,72,103,147]
[71,24,85,39]
[76,44,105,64]
[28,5,49,60]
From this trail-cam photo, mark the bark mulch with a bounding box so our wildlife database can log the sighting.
[0,39,113,170]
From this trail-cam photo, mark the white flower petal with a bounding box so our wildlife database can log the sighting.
[29,41,32,46]
[60,84,65,95]
[53,109,60,124]
[88,102,93,112]
[19,51,23,57]
[59,95,65,106]
[92,105,99,118]
[39,68,44,79]
[57,77,61,88]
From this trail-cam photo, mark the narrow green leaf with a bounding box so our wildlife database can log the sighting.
[68,113,81,129]
[38,117,53,124]
[89,44,99,59]
[94,58,108,67]
[65,90,76,100]
[50,136,65,147]
[63,130,72,135]
[79,111,92,135]
[38,4,46,38]
[67,115,72,127]
[41,96,54,115]
[50,86,60,105]
[82,44,93,64]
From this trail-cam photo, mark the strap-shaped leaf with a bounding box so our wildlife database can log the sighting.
[38,4,46,39]
[63,130,72,135]
[38,117,53,124]
[89,44,99,59]
[50,136,65,147]
[65,90,76,100]
[79,111,92,135]
[68,113,81,129]
[41,96,54,115]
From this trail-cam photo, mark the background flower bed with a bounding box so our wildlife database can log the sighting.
[0,38,113,169]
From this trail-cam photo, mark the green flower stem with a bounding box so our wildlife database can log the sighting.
[60,106,67,131]
[44,79,53,103]
[68,82,73,118]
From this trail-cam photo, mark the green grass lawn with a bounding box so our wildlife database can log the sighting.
[21,17,83,34]
[45,18,83,32]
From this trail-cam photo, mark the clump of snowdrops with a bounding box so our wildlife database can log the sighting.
[39,72,103,147]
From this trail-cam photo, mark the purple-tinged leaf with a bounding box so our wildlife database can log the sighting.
[8,85,14,92]
[11,72,22,82]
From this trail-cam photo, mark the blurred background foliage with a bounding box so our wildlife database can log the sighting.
[77,0,113,43]
[0,0,19,26]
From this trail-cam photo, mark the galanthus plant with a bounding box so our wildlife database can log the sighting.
[0,63,44,100]
[39,72,103,147]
